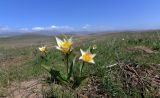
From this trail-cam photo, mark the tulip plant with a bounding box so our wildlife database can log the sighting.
[37,35,96,89]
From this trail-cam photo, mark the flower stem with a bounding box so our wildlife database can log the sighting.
[66,53,69,74]
[44,52,48,62]
[80,61,85,76]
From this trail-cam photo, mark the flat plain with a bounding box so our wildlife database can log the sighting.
[0,31,160,98]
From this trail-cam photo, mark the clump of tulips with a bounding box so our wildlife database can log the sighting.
[38,35,96,89]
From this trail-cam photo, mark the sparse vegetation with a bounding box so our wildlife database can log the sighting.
[0,31,160,98]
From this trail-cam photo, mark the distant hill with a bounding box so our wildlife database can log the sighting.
[1,29,160,38]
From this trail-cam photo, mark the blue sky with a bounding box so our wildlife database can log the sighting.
[0,0,160,31]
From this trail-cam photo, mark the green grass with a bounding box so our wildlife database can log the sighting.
[0,31,160,97]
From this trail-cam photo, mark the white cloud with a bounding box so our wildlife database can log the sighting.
[19,28,29,31]
[50,25,57,28]
[31,25,74,32]
[82,24,91,29]
[59,26,74,30]
[32,27,45,30]
[49,25,74,32]
[81,24,116,31]
[0,26,10,31]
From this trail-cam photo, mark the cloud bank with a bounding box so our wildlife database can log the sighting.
[0,24,115,33]
[32,27,45,30]
[0,26,10,31]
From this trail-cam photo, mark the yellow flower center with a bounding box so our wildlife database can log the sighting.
[82,52,92,62]
[60,41,71,53]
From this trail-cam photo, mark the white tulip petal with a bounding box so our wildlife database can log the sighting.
[55,37,63,47]
[92,54,96,58]
[70,47,73,51]
[56,46,62,50]
[79,56,82,60]
[68,37,73,43]
[80,49,85,55]
[89,59,95,64]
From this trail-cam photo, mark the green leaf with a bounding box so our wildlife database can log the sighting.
[41,64,68,84]
[72,76,87,89]
[50,68,68,84]
[41,64,51,72]
[87,46,92,52]
[67,56,77,80]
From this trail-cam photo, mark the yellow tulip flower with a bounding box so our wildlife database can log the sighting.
[55,37,72,54]
[79,49,96,64]
[39,46,46,52]
[92,44,97,50]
